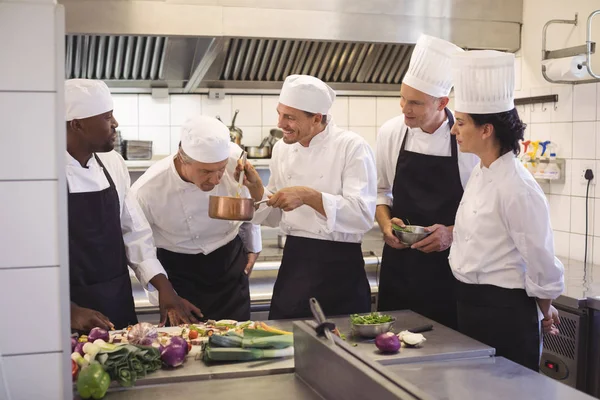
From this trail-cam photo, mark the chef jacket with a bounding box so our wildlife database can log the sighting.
[252,120,377,243]
[65,150,167,292]
[449,151,565,300]
[130,142,261,255]
[376,114,479,207]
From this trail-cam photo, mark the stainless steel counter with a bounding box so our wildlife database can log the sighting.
[383,356,596,400]
[316,310,494,365]
[90,374,323,400]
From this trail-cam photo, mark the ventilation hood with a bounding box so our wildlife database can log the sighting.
[59,0,523,94]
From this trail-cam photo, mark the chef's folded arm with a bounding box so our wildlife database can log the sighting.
[504,189,565,300]
[120,190,168,292]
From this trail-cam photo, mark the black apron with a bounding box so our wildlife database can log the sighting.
[377,109,463,330]
[69,154,138,330]
[157,235,250,322]
[456,281,540,371]
[269,235,371,320]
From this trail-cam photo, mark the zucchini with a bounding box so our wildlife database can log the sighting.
[208,334,243,348]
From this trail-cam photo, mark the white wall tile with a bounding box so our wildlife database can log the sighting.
[118,126,139,141]
[350,126,377,153]
[349,97,377,126]
[573,83,597,121]
[202,95,232,124]
[112,94,139,126]
[570,196,594,235]
[0,3,56,91]
[551,86,573,123]
[261,96,279,127]
[529,123,550,143]
[530,88,553,123]
[138,127,172,156]
[594,199,600,238]
[596,122,600,159]
[553,230,570,259]
[170,95,202,126]
[572,122,596,159]
[4,353,63,400]
[515,89,531,124]
[570,159,596,198]
[376,97,400,126]
[239,126,263,147]
[0,181,58,268]
[0,268,61,354]
[548,195,571,232]
[170,126,182,154]
[231,95,262,126]
[593,237,600,265]
[0,92,57,180]
[139,95,170,126]
[329,96,349,127]
[569,233,593,262]
[549,122,572,158]
[550,159,572,196]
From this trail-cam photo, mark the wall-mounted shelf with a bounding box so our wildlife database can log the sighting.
[531,158,566,184]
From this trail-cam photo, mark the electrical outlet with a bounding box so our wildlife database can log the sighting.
[580,164,596,185]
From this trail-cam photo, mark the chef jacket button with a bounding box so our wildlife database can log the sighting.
[287,175,291,179]
[465,237,470,242]
[472,210,477,214]
[320,175,323,179]
[488,179,492,183]
[68,171,73,176]
[194,235,199,239]
[187,216,192,220]
[317,229,322,234]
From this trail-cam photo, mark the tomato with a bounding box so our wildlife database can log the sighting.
[188,330,199,340]
[72,359,79,381]
[187,342,192,353]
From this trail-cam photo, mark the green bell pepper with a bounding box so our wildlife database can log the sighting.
[76,361,111,399]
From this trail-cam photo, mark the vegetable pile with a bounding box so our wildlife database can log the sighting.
[350,312,394,325]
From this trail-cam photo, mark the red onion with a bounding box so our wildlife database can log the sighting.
[88,327,109,342]
[71,337,77,352]
[169,336,189,354]
[160,343,187,368]
[73,342,85,356]
[375,332,401,353]
[126,322,158,346]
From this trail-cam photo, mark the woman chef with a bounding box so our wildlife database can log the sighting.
[448,50,565,371]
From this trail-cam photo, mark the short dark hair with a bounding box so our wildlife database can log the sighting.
[469,108,526,156]
[303,111,328,125]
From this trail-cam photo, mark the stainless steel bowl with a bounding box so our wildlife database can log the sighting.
[393,225,431,246]
[351,318,396,338]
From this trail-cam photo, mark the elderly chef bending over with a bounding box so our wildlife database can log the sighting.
[375,35,479,329]
[449,50,564,371]
[237,74,377,319]
[66,79,200,331]
[130,116,261,321]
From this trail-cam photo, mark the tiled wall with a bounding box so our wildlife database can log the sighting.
[0,1,70,399]
[519,0,600,264]
[112,93,401,156]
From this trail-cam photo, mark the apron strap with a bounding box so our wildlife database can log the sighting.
[93,153,117,189]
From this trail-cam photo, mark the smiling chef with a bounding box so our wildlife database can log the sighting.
[236,74,377,320]
[130,115,261,322]
[65,79,200,331]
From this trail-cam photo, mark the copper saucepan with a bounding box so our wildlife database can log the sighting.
[208,196,268,221]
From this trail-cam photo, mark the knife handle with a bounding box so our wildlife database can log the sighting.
[408,324,433,333]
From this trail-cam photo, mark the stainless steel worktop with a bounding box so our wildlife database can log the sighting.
[97,374,323,400]
[383,356,596,400]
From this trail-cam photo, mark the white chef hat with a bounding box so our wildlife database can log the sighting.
[65,79,114,121]
[278,74,336,114]
[403,35,464,98]
[180,115,231,163]
[451,50,515,114]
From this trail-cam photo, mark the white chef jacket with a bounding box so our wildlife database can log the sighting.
[252,120,377,243]
[376,114,480,207]
[130,142,261,255]
[449,151,565,300]
[65,150,167,291]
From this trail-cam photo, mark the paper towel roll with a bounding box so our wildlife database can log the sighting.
[542,55,593,81]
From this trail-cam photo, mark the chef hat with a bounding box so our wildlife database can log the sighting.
[451,50,515,114]
[65,79,114,121]
[180,115,231,163]
[403,35,464,98]
[278,74,336,114]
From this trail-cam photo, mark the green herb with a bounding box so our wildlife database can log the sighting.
[350,312,394,325]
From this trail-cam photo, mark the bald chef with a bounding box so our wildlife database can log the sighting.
[238,74,377,319]
[130,116,261,321]
[66,79,200,331]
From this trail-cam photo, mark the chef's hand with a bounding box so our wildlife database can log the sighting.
[235,160,264,201]
[245,252,259,276]
[411,224,453,253]
[158,289,203,327]
[71,303,114,332]
[542,305,560,335]
[383,218,408,249]
[268,187,306,211]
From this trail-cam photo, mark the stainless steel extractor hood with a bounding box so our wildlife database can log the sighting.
[59,0,524,93]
